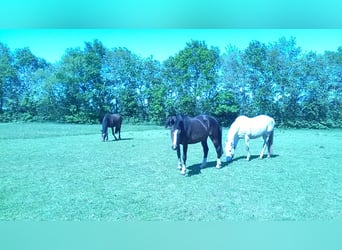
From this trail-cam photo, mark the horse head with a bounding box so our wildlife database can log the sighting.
[225,141,235,162]
[165,116,176,128]
[101,129,108,141]
[166,115,184,150]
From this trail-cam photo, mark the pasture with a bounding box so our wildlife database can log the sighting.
[0,123,341,221]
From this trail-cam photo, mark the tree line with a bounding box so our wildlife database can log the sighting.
[0,37,341,128]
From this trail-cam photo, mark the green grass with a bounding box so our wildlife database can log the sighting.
[0,123,341,221]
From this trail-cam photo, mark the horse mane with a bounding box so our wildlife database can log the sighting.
[101,114,110,131]
[227,118,240,147]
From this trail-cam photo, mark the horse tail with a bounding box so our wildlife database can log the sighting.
[218,125,223,156]
[268,130,274,154]
[214,117,223,157]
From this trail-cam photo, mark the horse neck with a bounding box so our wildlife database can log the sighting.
[228,123,239,148]
[102,119,108,132]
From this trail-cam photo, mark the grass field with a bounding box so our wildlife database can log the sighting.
[0,122,341,221]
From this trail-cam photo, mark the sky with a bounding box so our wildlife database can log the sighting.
[0,29,341,63]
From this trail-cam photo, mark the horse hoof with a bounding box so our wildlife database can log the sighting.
[226,156,232,163]
[216,165,221,169]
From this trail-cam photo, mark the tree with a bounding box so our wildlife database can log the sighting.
[14,48,48,118]
[0,43,16,117]
[141,57,166,123]
[243,40,270,116]
[82,39,107,119]
[210,91,239,126]
[1,37,341,128]
[299,52,330,127]
[53,40,107,123]
[35,64,63,121]
[221,45,250,117]
[266,37,302,126]
[101,47,140,120]
[324,46,342,127]
[55,47,87,122]
[163,40,221,116]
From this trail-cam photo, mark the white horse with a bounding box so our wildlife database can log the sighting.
[225,115,275,162]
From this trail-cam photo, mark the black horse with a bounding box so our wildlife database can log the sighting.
[101,113,123,141]
[165,114,223,175]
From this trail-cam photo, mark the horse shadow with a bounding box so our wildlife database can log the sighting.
[187,154,280,176]
[230,154,280,162]
[187,160,226,177]
[107,137,133,142]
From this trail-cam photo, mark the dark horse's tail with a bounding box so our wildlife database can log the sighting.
[208,115,223,157]
[218,125,223,156]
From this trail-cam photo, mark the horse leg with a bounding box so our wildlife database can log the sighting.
[200,140,209,168]
[259,135,268,159]
[244,134,251,161]
[176,147,182,170]
[180,144,188,175]
[118,127,121,140]
[209,135,222,169]
[112,127,117,140]
[267,130,274,158]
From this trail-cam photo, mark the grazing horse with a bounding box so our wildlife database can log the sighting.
[101,113,123,141]
[225,115,275,162]
[165,114,223,175]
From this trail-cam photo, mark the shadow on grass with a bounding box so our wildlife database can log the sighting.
[187,160,227,177]
[230,154,280,163]
[186,154,280,176]
[107,137,134,142]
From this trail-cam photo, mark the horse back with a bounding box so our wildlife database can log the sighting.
[103,113,122,127]
[194,114,220,127]
[256,115,275,131]
[186,115,221,142]
[110,114,122,127]
[233,115,275,138]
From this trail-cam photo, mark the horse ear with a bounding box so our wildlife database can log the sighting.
[165,117,171,128]
[165,116,176,128]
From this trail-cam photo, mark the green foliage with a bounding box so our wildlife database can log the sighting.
[164,40,221,116]
[0,38,341,128]
[0,43,16,113]
[221,37,341,128]
[210,91,239,126]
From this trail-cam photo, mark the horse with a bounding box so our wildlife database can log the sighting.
[165,114,223,175]
[225,115,275,162]
[101,113,123,141]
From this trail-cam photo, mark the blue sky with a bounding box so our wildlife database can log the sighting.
[0,29,341,63]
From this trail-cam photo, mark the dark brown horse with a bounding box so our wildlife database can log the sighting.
[165,114,223,175]
[101,113,123,141]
